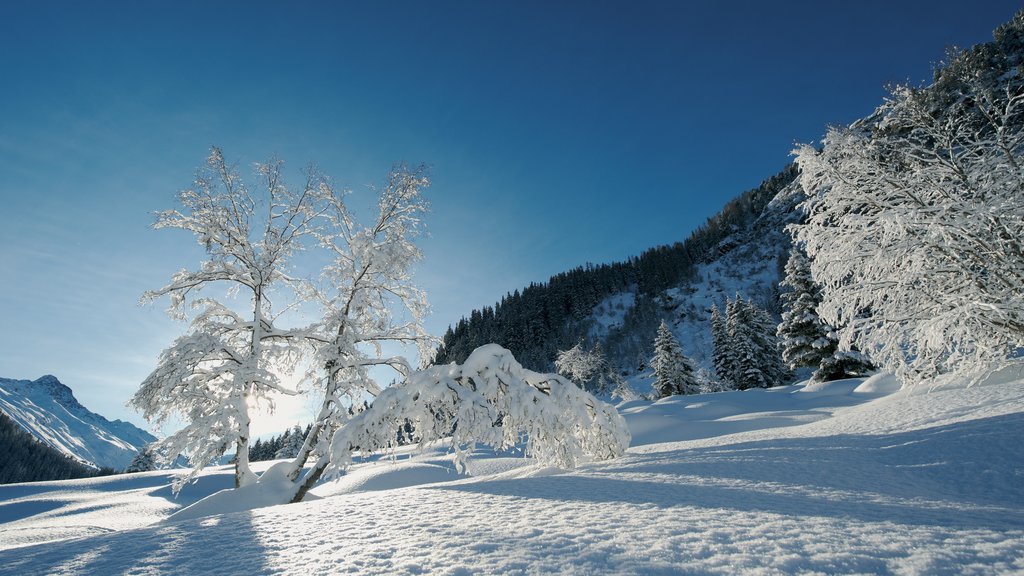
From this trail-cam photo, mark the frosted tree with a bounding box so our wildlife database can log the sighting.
[814,347,874,382]
[132,149,323,487]
[777,247,874,382]
[557,341,636,399]
[651,321,699,398]
[125,444,158,473]
[274,425,306,459]
[793,26,1024,386]
[278,164,438,503]
[555,342,604,388]
[777,247,834,371]
[321,344,630,476]
[710,303,735,389]
[719,296,788,390]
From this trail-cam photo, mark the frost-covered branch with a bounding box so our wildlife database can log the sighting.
[792,46,1024,386]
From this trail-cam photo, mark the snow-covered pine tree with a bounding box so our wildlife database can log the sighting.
[274,425,305,460]
[724,296,788,390]
[793,17,1024,386]
[726,297,760,390]
[710,303,735,389]
[747,297,791,387]
[651,320,699,398]
[814,348,874,382]
[776,247,875,382]
[777,246,834,371]
[124,444,158,473]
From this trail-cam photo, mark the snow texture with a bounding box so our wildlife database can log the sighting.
[0,376,155,470]
[2,368,1023,574]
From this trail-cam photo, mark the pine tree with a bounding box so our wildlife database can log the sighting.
[777,247,835,371]
[651,321,699,398]
[125,444,158,473]
[721,295,788,390]
[274,425,306,459]
[710,303,735,389]
[814,348,875,382]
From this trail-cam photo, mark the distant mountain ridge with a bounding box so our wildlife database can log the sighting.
[0,375,155,470]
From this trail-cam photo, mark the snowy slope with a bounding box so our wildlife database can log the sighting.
[656,179,804,371]
[0,376,155,470]
[1,369,1022,574]
[591,178,804,396]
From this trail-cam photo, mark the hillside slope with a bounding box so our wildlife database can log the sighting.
[0,376,155,471]
[436,165,801,381]
[0,410,99,484]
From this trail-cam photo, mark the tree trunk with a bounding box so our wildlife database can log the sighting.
[289,455,330,503]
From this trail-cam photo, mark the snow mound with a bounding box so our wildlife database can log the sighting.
[853,372,902,395]
[317,460,467,497]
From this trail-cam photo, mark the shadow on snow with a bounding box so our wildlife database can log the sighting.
[436,412,1024,532]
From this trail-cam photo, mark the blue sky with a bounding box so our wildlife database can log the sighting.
[1,1,1019,434]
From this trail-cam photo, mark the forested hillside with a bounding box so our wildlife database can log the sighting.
[0,410,108,484]
[434,165,800,376]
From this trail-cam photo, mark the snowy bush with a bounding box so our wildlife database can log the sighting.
[325,344,631,475]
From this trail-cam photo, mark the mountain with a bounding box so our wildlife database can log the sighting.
[0,375,155,471]
[0,409,100,484]
[435,164,804,387]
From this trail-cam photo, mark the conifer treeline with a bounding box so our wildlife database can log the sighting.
[0,410,113,484]
[435,165,799,371]
[250,424,312,462]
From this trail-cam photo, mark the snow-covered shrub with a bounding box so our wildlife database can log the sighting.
[326,344,631,475]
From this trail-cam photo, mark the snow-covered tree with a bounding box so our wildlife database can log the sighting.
[274,425,306,460]
[555,342,604,388]
[715,296,788,390]
[124,444,158,473]
[607,370,638,402]
[556,341,637,400]
[651,321,699,398]
[793,26,1024,386]
[278,164,438,502]
[814,348,874,382]
[777,247,834,371]
[324,344,630,475]
[136,151,633,507]
[710,303,734,389]
[132,148,321,488]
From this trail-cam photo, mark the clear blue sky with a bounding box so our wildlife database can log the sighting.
[1,1,1019,433]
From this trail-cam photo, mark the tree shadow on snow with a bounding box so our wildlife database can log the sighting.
[0,508,273,576]
[436,413,1024,532]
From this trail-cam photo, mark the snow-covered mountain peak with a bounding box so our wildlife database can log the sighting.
[29,375,81,408]
[0,375,155,470]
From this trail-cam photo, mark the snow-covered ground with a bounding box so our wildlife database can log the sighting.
[2,371,1023,575]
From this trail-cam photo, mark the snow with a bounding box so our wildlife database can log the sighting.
[0,376,155,470]
[2,374,1023,574]
[589,291,636,340]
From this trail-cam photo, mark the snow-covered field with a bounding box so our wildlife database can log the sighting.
[2,371,1023,575]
